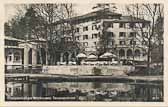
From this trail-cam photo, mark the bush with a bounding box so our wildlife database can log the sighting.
[127,66,163,76]
[93,67,101,75]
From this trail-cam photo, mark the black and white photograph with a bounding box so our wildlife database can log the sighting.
[3,1,165,104]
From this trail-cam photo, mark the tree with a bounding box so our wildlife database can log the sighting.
[5,4,81,65]
[4,4,30,39]
[125,4,164,73]
[32,4,80,65]
[4,22,12,36]
[5,16,27,39]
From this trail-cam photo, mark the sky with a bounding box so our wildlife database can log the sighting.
[5,4,127,22]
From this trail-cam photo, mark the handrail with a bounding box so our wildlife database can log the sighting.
[5,66,43,74]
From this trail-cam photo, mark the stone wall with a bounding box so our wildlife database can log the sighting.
[42,65,135,76]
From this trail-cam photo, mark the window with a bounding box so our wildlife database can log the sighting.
[142,23,146,28]
[107,32,114,38]
[92,34,98,39]
[8,88,11,93]
[5,56,7,62]
[83,42,88,46]
[98,32,101,37]
[135,49,141,57]
[111,41,115,45]
[119,49,125,57]
[108,41,115,45]
[83,26,88,31]
[130,40,136,45]
[120,41,126,45]
[111,23,113,28]
[54,31,58,35]
[5,41,18,46]
[8,52,12,55]
[92,25,94,30]
[14,52,20,62]
[107,23,113,28]
[127,49,132,57]
[76,28,79,32]
[129,32,136,37]
[75,36,80,40]
[92,25,98,30]
[14,56,20,61]
[98,25,101,29]
[119,32,126,37]
[119,23,126,28]
[110,32,114,37]
[9,56,12,61]
[94,42,97,45]
[83,35,88,40]
[106,23,111,27]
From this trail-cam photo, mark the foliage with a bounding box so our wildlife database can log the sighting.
[93,67,102,75]
[5,6,45,40]
[125,4,164,71]
[5,4,82,65]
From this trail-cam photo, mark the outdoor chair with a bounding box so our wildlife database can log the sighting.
[95,62,99,65]
[90,62,95,65]
[69,61,73,65]
[85,62,89,65]
[69,61,76,65]
[60,62,66,65]
[74,62,77,65]
[98,62,103,66]
[57,62,61,65]
[104,61,108,65]
[81,61,85,65]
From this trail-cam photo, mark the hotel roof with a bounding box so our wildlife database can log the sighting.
[52,8,150,25]
[69,9,122,21]
[103,16,150,23]
[120,16,150,23]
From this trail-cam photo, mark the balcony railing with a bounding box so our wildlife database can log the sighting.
[5,65,43,74]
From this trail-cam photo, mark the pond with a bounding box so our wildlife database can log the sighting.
[5,81,163,101]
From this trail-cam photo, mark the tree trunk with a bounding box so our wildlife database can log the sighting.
[147,41,151,75]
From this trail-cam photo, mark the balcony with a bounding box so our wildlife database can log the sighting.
[5,65,43,74]
[119,36,126,40]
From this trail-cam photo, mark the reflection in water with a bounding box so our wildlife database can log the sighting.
[5,82,163,101]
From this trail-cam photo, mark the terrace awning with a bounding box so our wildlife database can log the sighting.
[100,52,117,58]
[88,54,97,59]
[76,53,87,58]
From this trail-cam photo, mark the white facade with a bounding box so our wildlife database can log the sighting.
[5,47,23,69]
[64,10,149,62]
[5,37,24,70]
[5,36,47,70]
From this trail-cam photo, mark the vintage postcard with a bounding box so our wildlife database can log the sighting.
[0,0,167,107]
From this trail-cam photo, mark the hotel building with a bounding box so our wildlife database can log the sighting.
[53,9,149,63]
